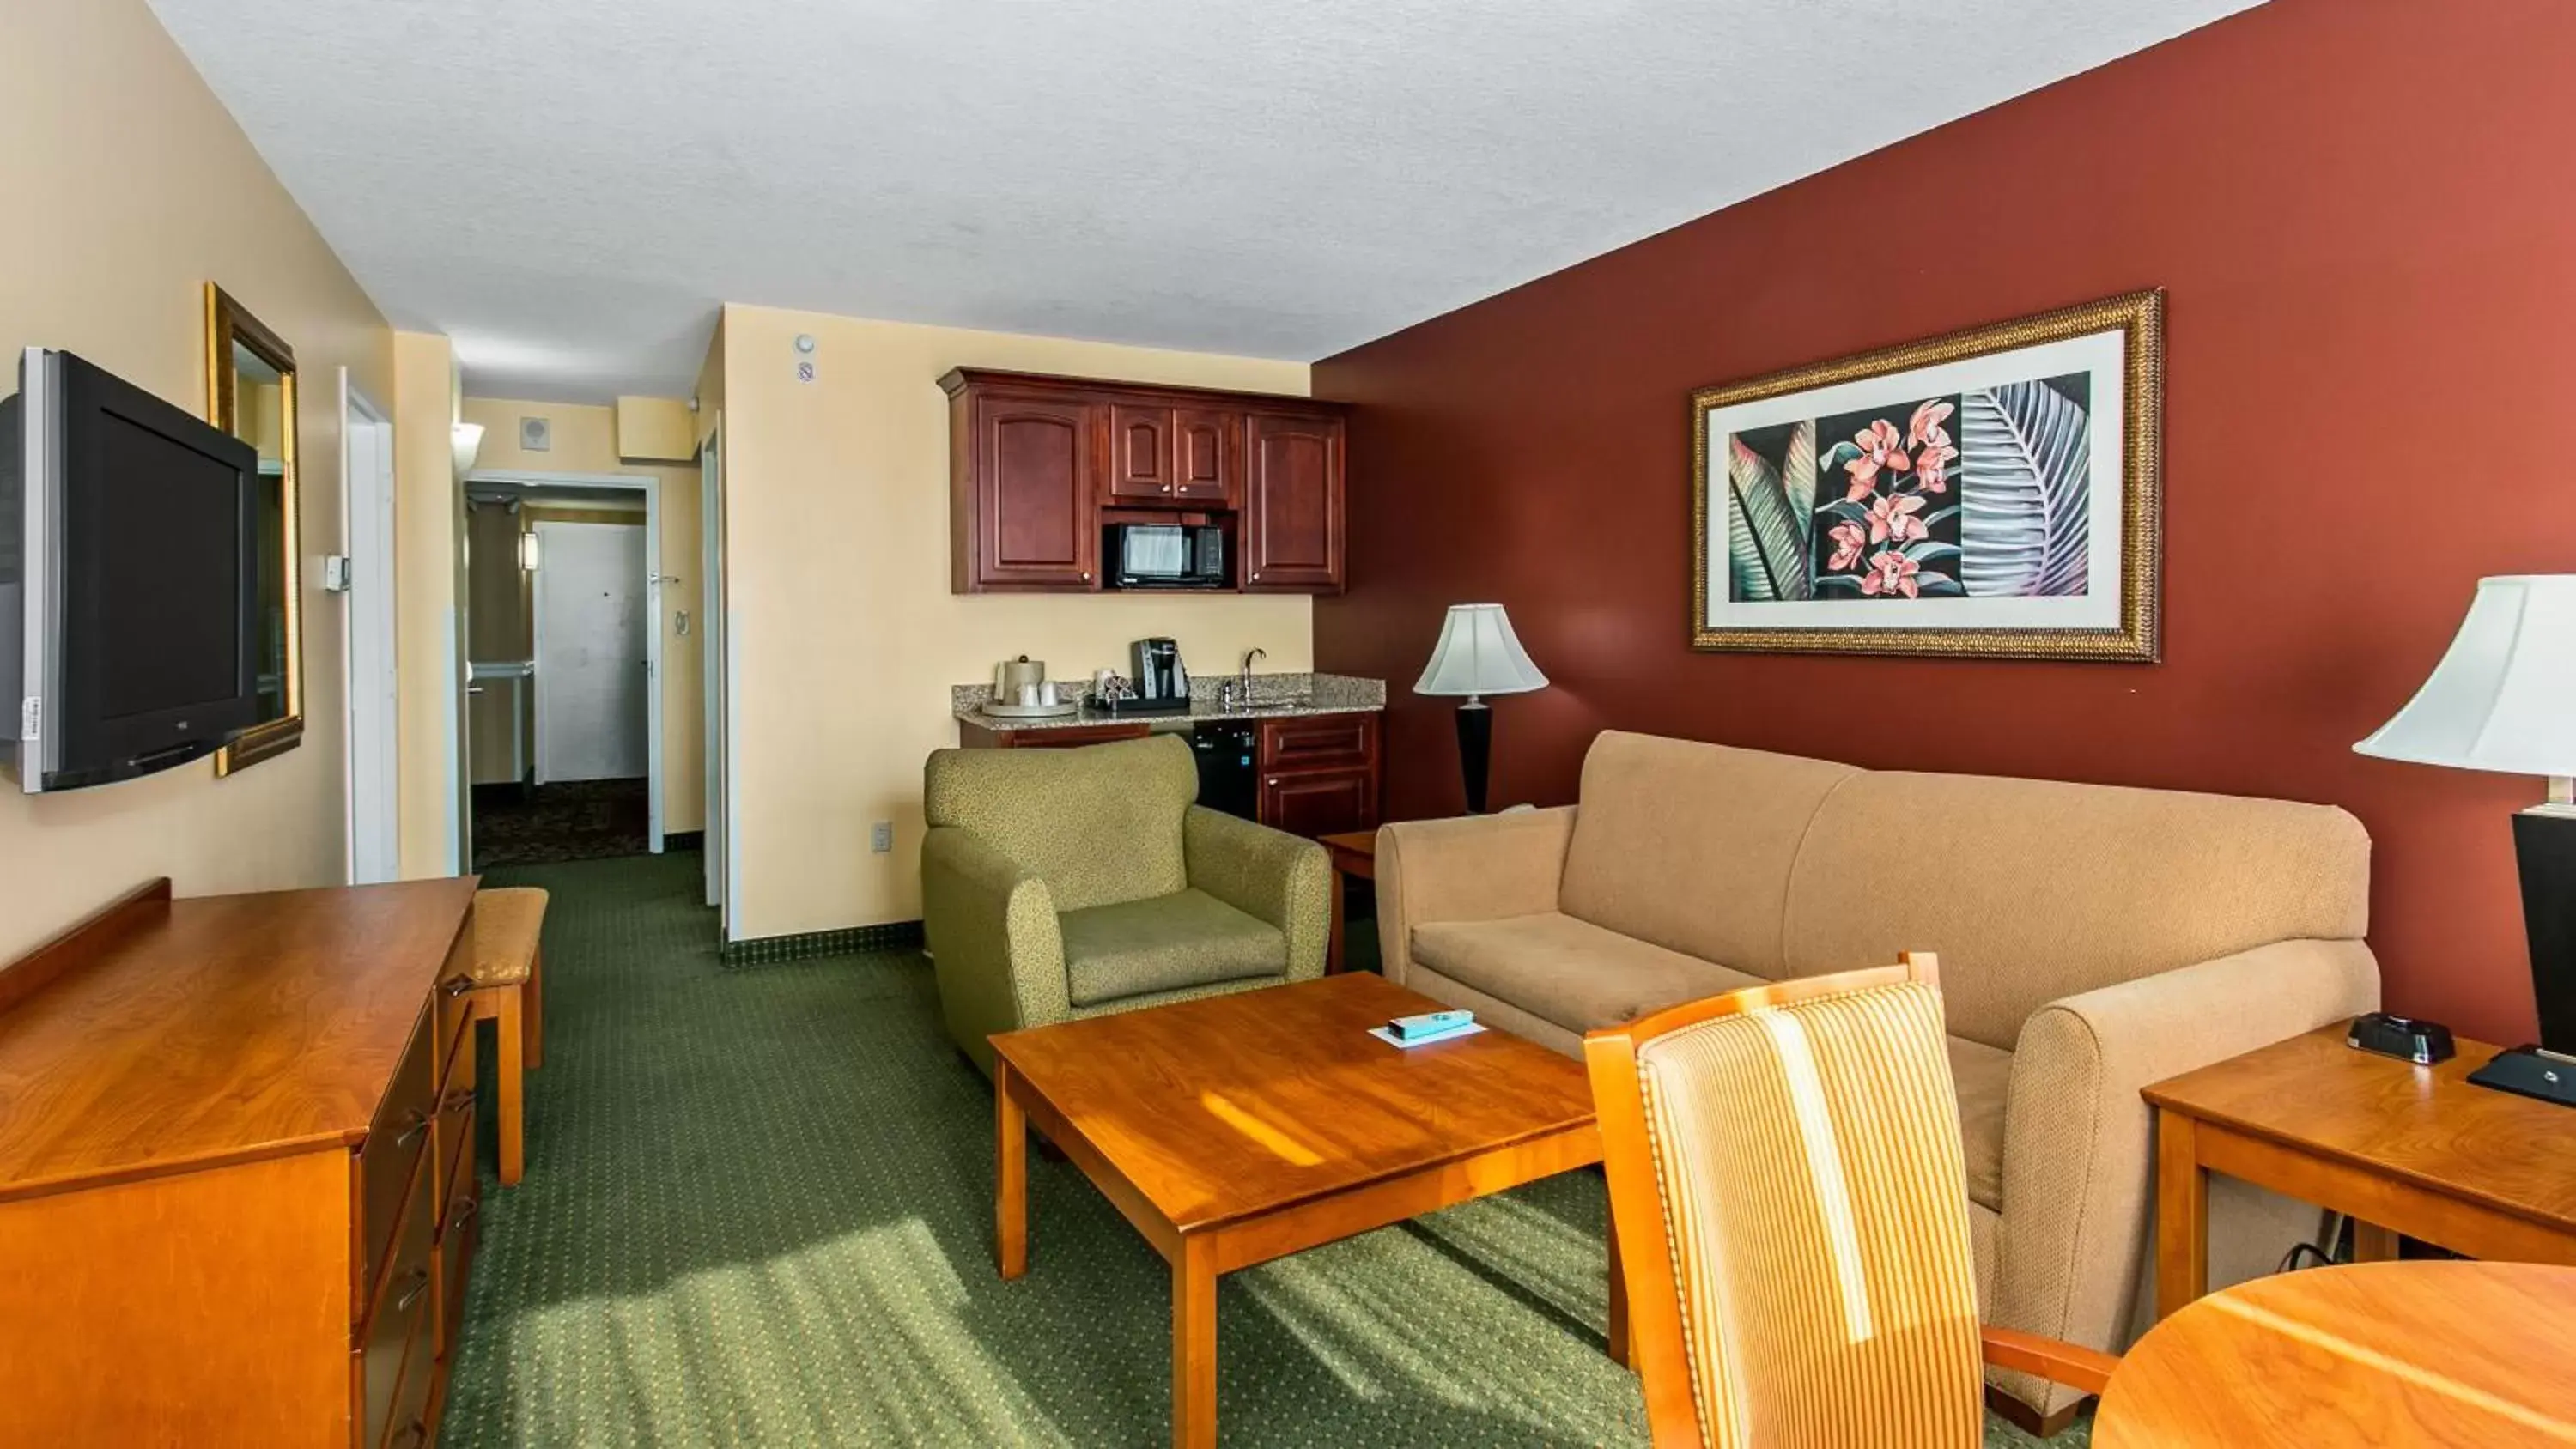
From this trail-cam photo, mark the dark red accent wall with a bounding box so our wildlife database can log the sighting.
[1314,0,2575,1044]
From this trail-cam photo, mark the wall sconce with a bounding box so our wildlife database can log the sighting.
[519,530,540,572]
[452,421,486,476]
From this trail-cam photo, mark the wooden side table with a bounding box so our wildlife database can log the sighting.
[1317,829,1376,974]
[2145,1026,2576,1320]
[2095,1261,2576,1446]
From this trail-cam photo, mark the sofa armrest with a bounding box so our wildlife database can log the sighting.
[1184,805,1331,981]
[1986,937,2379,1412]
[921,825,1067,1074]
[1375,807,1576,987]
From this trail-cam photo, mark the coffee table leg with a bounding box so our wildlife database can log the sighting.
[1173,1236,1218,1449]
[2154,1109,2206,1320]
[996,1058,1029,1281]
[1606,1210,1630,1367]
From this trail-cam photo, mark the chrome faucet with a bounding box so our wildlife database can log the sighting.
[1229,647,1267,713]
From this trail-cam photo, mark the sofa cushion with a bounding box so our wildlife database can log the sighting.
[1948,1034,2012,1212]
[1781,769,2371,1048]
[1558,731,1858,979]
[1410,912,1767,1034]
[1060,888,1285,1007]
[925,735,1196,912]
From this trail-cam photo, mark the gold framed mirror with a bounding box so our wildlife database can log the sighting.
[204,284,302,773]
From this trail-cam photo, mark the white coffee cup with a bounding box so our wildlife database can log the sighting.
[1018,683,1042,707]
[1037,681,1059,706]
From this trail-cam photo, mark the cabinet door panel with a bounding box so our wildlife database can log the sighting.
[1260,767,1377,839]
[1243,411,1344,591]
[1109,403,1174,500]
[1173,407,1237,503]
[979,395,1097,587]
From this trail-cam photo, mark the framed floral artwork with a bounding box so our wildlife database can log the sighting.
[1690,288,2164,660]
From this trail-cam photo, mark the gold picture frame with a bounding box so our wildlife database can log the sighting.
[1689,288,2164,661]
[204,283,304,773]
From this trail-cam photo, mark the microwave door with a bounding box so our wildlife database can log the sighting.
[1126,527,1187,582]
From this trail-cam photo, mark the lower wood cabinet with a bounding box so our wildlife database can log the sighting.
[1257,712,1380,838]
[0,878,486,1448]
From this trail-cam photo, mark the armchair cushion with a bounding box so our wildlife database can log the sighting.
[923,736,1196,912]
[1060,888,1285,1007]
[1947,1034,2012,1212]
[1413,912,1765,1034]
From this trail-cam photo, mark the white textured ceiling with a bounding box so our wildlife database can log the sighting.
[148,0,2260,402]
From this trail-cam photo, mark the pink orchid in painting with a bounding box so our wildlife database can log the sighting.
[1826,519,1867,572]
[1906,399,1954,451]
[1914,440,1959,494]
[1861,550,1922,598]
[1843,418,1913,500]
[1866,492,1927,544]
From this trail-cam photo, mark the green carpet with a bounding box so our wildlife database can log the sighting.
[438,851,2086,1447]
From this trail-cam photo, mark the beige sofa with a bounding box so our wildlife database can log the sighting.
[1376,730,2377,1422]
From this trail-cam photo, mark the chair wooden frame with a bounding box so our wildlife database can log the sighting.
[452,941,544,1186]
[1584,953,2119,1447]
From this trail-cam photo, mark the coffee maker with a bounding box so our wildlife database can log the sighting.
[1130,638,1190,711]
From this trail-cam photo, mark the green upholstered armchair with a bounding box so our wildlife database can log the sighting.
[921,733,1331,1074]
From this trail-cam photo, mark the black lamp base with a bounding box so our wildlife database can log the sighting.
[1454,700,1492,815]
[2477,809,2576,1108]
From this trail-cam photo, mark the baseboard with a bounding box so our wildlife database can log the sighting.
[719,919,925,967]
[1984,1384,2087,1439]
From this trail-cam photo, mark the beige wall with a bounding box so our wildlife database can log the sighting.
[392,331,461,877]
[458,397,703,834]
[716,303,1313,938]
[0,0,394,960]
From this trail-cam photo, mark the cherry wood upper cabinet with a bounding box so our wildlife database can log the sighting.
[948,383,1099,591]
[943,368,1343,594]
[1173,407,1237,505]
[1243,410,1346,591]
[1108,404,1175,501]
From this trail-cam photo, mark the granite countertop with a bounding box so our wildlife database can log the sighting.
[951,671,1386,731]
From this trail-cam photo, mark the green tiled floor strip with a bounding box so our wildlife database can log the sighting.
[440,851,2086,1446]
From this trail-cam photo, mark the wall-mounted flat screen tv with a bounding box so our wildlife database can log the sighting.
[2,348,261,792]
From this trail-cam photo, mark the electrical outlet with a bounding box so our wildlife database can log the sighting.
[871,821,894,853]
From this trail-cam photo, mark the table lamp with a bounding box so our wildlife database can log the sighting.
[1414,603,1548,814]
[2355,574,2576,1106]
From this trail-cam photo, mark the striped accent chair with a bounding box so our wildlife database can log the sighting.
[1587,955,2119,1448]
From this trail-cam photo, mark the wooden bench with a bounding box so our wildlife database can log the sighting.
[468,888,547,1185]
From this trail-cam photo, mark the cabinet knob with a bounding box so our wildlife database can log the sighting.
[1081,571,1091,581]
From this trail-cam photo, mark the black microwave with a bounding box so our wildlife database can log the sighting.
[1109,524,1226,589]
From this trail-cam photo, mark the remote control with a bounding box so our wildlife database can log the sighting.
[1388,1009,1475,1041]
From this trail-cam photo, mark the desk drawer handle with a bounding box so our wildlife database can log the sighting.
[451,1196,481,1228]
[440,1087,478,1116]
[393,1265,431,1313]
[440,973,476,998]
[391,1107,433,1149]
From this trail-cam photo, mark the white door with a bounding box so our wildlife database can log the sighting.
[340,373,400,884]
[533,520,649,783]
[701,430,727,913]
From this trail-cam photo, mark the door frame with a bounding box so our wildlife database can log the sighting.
[465,468,665,852]
[699,425,733,927]
[338,371,399,884]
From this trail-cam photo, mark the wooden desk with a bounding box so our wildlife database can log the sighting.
[2146,1026,2576,1319]
[0,877,483,1447]
[1318,828,1376,973]
[2095,1261,2576,1446]
[991,973,1607,1449]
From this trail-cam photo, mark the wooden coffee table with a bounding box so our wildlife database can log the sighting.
[989,972,1610,1449]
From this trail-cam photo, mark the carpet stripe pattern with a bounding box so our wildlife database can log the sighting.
[437,851,2081,1446]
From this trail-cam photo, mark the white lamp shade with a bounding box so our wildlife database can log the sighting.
[1414,603,1548,698]
[2355,575,2576,777]
[452,421,485,476]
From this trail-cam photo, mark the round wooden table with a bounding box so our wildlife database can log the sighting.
[2094,1261,2576,1446]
